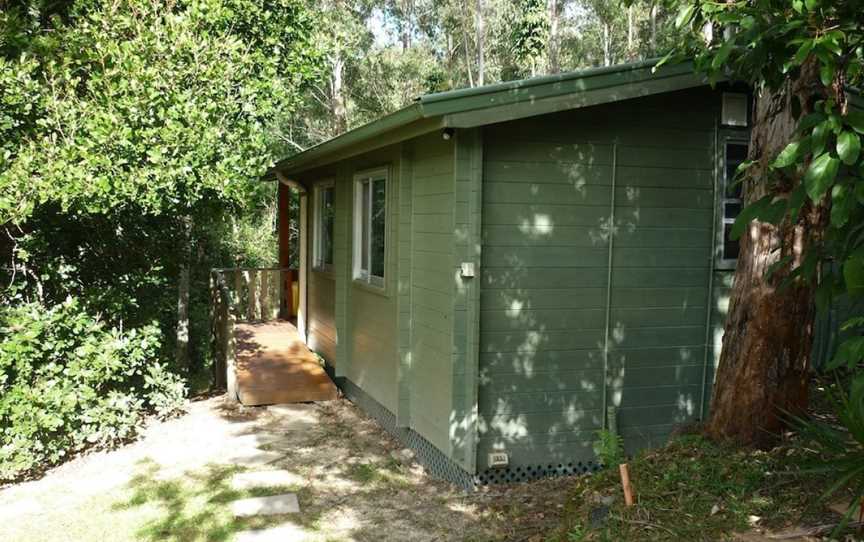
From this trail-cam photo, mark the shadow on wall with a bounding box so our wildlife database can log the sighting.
[451,132,718,472]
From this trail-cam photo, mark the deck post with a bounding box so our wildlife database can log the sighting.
[278,182,293,319]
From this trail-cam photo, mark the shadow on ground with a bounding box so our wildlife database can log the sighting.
[114,459,297,542]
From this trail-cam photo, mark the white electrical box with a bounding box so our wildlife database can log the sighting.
[460,262,475,278]
[488,452,509,468]
[722,92,748,127]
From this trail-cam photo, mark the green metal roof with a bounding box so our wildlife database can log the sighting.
[267,59,707,179]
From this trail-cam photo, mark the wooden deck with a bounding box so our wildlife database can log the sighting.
[234,320,338,406]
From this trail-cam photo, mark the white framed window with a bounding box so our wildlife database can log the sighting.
[313,181,335,271]
[352,168,388,288]
[717,139,749,269]
[721,92,749,127]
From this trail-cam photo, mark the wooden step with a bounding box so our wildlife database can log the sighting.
[233,320,339,406]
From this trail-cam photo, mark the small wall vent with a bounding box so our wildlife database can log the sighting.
[722,92,748,127]
[488,452,509,468]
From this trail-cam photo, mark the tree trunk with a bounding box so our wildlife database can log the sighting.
[627,5,635,60]
[707,60,828,445]
[175,217,192,372]
[329,53,347,135]
[459,1,475,87]
[650,4,657,53]
[602,23,611,66]
[400,0,413,50]
[547,0,560,74]
[475,0,485,86]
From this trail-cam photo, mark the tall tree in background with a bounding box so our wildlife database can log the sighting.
[509,0,550,77]
[669,0,864,444]
[283,0,679,144]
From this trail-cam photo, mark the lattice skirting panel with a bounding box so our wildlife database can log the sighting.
[475,460,602,485]
[334,375,603,490]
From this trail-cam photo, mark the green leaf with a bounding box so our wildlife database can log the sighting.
[772,139,807,168]
[675,4,695,29]
[831,183,853,227]
[846,111,864,134]
[845,255,864,297]
[820,62,836,87]
[841,317,864,331]
[812,121,830,155]
[730,195,786,240]
[826,337,864,371]
[804,0,819,10]
[712,40,735,70]
[837,131,861,165]
[799,112,826,134]
[793,39,814,66]
[804,153,840,201]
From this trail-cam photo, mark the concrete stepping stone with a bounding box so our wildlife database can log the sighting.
[234,522,310,542]
[231,470,305,490]
[227,449,283,467]
[232,493,300,517]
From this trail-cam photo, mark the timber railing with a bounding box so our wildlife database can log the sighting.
[210,267,293,396]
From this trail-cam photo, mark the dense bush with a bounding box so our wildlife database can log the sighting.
[0,299,186,481]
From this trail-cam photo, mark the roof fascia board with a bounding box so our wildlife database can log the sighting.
[443,71,710,128]
[420,61,695,118]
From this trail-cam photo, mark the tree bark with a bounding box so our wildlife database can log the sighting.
[475,0,485,86]
[627,5,635,60]
[650,4,657,52]
[175,216,192,372]
[547,0,560,74]
[459,1,475,87]
[602,22,611,66]
[707,60,828,445]
[329,52,347,135]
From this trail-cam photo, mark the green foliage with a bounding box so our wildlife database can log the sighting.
[553,434,848,541]
[0,299,186,481]
[668,0,864,508]
[0,0,319,224]
[795,377,864,532]
[592,429,624,467]
[508,0,549,74]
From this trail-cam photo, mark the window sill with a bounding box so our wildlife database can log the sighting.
[312,265,335,279]
[352,277,388,297]
[714,260,737,271]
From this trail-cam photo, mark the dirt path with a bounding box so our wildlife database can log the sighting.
[0,396,556,542]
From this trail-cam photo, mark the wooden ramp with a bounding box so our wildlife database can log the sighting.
[233,320,338,406]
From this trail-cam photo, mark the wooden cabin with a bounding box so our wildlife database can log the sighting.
[238,60,839,488]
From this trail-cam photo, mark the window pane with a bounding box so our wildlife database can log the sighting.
[370,179,386,279]
[361,181,370,273]
[723,223,740,260]
[725,143,748,186]
[724,201,741,219]
[322,187,334,266]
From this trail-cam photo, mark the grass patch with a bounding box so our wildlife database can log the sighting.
[547,434,855,541]
[1,460,310,542]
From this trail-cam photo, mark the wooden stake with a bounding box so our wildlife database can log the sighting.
[619,463,634,507]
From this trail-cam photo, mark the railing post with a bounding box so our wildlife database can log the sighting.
[245,270,256,321]
[259,270,269,320]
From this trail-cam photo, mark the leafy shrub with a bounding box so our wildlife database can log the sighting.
[795,374,864,531]
[593,429,624,468]
[0,299,186,481]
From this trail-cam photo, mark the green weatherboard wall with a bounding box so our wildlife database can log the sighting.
[477,87,723,472]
